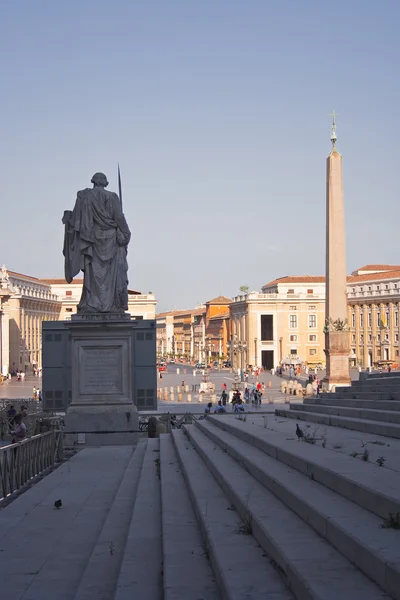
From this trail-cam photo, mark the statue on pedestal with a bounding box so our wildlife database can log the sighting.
[63,172,131,313]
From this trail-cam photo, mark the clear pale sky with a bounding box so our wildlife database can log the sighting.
[1,1,398,312]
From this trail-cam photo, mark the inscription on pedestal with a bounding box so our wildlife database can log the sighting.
[81,346,122,395]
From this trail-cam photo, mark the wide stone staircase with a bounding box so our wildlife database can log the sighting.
[275,374,400,439]
[2,400,400,599]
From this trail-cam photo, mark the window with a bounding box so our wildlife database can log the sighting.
[377,334,381,342]
[368,312,372,327]
[289,315,297,328]
[290,348,297,356]
[352,334,356,342]
[261,315,273,340]
[309,349,317,355]
[351,313,355,328]
[308,315,316,328]
[377,286,380,291]
[377,313,381,327]
[396,350,399,357]
[385,333,389,340]
[385,285,389,290]
[395,312,399,327]
[395,334,399,342]
[368,286,372,291]
[66,290,72,296]
[386,312,390,327]
[309,334,317,342]
[360,287,363,292]
[289,335,297,342]
[65,308,73,313]
[307,289,313,295]
[360,313,364,328]
[289,305,297,310]
[287,289,295,294]
[308,305,316,310]
[360,333,364,342]
[368,334,372,342]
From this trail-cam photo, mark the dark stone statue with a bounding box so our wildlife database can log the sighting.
[63,172,131,313]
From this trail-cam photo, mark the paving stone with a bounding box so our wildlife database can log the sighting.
[0,446,133,600]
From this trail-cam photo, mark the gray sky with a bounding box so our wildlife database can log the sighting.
[1,1,398,312]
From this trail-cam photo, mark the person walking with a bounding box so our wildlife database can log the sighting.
[221,390,228,406]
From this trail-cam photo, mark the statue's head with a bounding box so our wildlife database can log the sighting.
[91,172,109,188]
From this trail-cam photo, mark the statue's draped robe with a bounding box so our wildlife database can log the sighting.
[63,187,131,313]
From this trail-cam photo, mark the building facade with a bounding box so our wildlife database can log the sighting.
[0,268,60,375]
[347,265,400,368]
[204,296,231,361]
[40,279,157,322]
[230,277,326,370]
[0,267,156,375]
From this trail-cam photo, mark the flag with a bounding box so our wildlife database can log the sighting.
[380,312,387,329]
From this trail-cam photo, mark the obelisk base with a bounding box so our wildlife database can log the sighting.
[322,331,351,391]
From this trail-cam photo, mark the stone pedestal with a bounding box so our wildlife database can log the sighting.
[323,331,351,391]
[64,315,139,447]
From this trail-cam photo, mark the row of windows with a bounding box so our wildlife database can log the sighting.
[351,283,398,293]
[287,289,315,295]
[352,333,399,343]
[289,315,317,328]
[290,347,317,356]
[289,305,317,310]
[289,334,317,342]
[351,311,399,328]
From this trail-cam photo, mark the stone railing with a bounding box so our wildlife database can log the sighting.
[0,430,63,502]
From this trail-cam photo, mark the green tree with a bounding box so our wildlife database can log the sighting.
[239,285,249,294]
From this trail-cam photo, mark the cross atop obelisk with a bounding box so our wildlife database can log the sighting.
[323,110,351,390]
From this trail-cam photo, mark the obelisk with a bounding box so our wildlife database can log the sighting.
[323,112,351,389]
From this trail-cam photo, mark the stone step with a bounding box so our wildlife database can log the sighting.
[343,385,400,394]
[354,375,400,384]
[195,419,400,599]
[326,391,400,401]
[291,403,400,424]
[159,434,221,600]
[183,423,389,600]
[114,438,163,600]
[366,374,400,381]
[276,406,400,439]
[74,441,147,600]
[203,415,400,519]
[171,429,293,600]
[306,398,400,411]
[0,446,134,600]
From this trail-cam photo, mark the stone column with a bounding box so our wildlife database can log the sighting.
[354,305,360,366]
[323,125,351,389]
[362,305,369,368]
[1,305,10,375]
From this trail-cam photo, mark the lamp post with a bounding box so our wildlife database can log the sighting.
[254,337,258,368]
[279,337,283,365]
